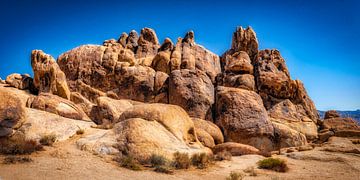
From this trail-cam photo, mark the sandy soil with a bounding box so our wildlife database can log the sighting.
[0,137,359,180]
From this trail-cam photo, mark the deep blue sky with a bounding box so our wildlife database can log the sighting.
[0,0,359,110]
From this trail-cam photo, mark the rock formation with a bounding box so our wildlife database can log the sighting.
[0,26,323,160]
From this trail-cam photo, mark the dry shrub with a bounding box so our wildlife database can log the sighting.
[214,150,232,161]
[39,134,57,146]
[257,158,289,172]
[226,171,245,180]
[154,165,174,174]
[149,154,167,167]
[191,153,212,169]
[0,137,43,155]
[244,166,257,176]
[171,152,191,169]
[114,154,142,171]
[3,156,32,164]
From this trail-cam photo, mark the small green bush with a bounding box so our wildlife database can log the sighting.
[0,137,43,155]
[226,171,245,180]
[76,129,85,135]
[171,152,191,169]
[214,151,232,161]
[39,134,57,146]
[257,158,289,172]
[191,153,212,169]
[149,154,167,167]
[115,155,142,171]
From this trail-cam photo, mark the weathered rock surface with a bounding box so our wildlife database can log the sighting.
[0,88,26,137]
[15,108,94,141]
[268,99,318,140]
[324,110,340,119]
[5,73,34,91]
[32,50,71,99]
[215,86,274,151]
[90,97,133,125]
[216,73,255,91]
[78,103,211,160]
[272,122,307,149]
[169,69,214,121]
[212,142,260,156]
[27,93,90,121]
[192,118,224,145]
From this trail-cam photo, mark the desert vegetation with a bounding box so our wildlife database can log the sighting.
[257,158,289,172]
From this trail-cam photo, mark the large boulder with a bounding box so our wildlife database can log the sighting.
[15,108,94,141]
[324,110,340,119]
[31,50,70,99]
[272,122,307,149]
[0,88,26,137]
[90,97,134,125]
[212,142,260,156]
[268,99,318,140]
[79,103,212,161]
[169,69,214,121]
[27,93,90,121]
[136,27,160,59]
[192,118,224,145]
[215,86,274,151]
[216,73,255,91]
[223,51,253,74]
[151,38,173,74]
[225,26,258,62]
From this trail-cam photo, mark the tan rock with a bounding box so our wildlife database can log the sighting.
[32,50,70,99]
[216,73,255,91]
[154,71,169,103]
[212,142,260,156]
[0,88,26,137]
[224,51,253,74]
[268,99,318,140]
[324,110,340,119]
[5,73,34,91]
[70,92,94,116]
[15,108,94,141]
[192,118,224,144]
[90,97,133,125]
[28,93,90,121]
[169,69,214,121]
[230,26,258,61]
[125,30,139,52]
[215,86,274,151]
[194,128,215,148]
[151,38,173,74]
[136,27,159,59]
[117,32,128,48]
[272,122,307,149]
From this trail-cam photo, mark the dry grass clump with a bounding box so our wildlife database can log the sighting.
[149,154,167,167]
[114,154,142,171]
[171,152,191,169]
[154,165,174,174]
[39,134,57,146]
[0,137,43,155]
[148,154,174,174]
[257,158,289,172]
[3,156,33,164]
[244,166,257,176]
[76,129,85,135]
[214,150,232,161]
[226,171,245,180]
[191,153,212,169]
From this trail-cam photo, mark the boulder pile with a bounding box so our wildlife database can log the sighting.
[1,26,335,160]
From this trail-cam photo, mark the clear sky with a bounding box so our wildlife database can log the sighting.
[0,0,359,111]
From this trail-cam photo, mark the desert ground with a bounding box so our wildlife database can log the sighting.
[1,136,359,180]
